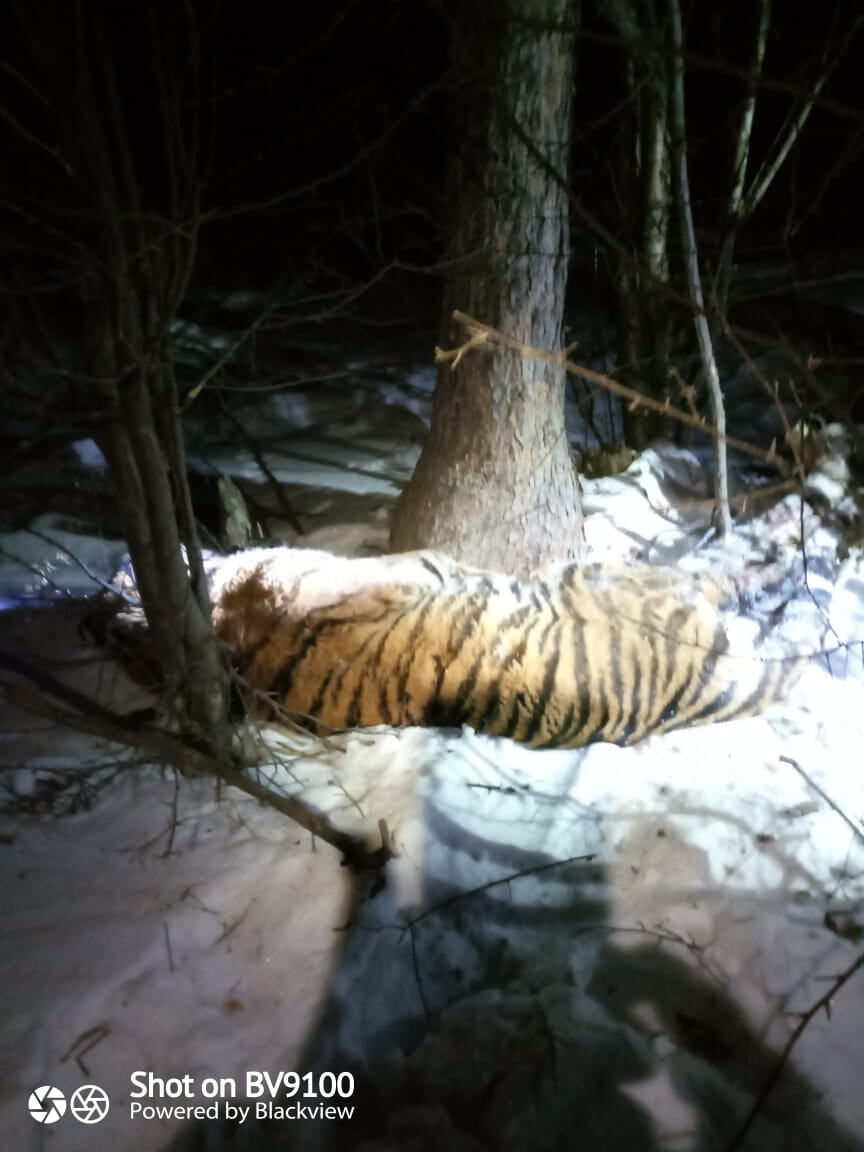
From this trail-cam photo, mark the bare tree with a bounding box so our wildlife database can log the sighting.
[588,3,861,461]
[668,0,731,534]
[3,2,230,743]
[711,4,862,324]
[710,0,772,326]
[602,0,672,449]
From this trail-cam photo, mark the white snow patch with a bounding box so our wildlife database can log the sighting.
[0,514,126,604]
[71,438,107,471]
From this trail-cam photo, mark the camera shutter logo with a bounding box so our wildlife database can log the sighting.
[70,1084,110,1124]
[28,1086,67,1124]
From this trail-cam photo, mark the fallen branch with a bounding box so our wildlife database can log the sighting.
[0,649,392,870]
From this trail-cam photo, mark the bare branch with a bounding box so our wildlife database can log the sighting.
[779,756,864,846]
[444,311,782,468]
[729,0,772,226]
[723,949,864,1151]
[0,103,72,174]
[743,15,864,219]
[568,23,864,124]
[211,74,449,223]
[0,648,393,870]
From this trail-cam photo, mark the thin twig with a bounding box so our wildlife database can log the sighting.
[183,302,276,406]
[779,756,864,846]
[162,766,181,858]
[60,1024,111,1077]
[215,398,304,534]
[406,852,597,930]
[25,528,135,601]
[163,921,175,972]
[723,950,864,1151]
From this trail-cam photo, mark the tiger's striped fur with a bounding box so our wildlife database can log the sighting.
[210,547,804,748]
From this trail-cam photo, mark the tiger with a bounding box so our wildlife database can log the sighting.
[209,546,807,749]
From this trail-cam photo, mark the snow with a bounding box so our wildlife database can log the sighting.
[185,381,427,499]
[71,440,108,472]
[0,513,128,605]
[1,367,864,1151]
[1,769,348,1152]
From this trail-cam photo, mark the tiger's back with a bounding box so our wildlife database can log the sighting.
[210,548,804,748]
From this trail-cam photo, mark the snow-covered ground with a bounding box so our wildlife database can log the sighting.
[1,359,863,1152]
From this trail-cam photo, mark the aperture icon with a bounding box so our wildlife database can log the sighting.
[28,1086,67,1124]
[70,1084,110,1124]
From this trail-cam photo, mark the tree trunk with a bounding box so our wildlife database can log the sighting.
[711,0,772,327]
[74,3,231,742]
[605,0,672,449]
[390,0,582,577]
[668,0,732,535]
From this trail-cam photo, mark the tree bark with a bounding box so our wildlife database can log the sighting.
[668,0,732,535]
[390,0,582,576]
[73,2,230,740]
[605,0,672,449]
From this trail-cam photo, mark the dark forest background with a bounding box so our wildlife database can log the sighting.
[3,1,862,364]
